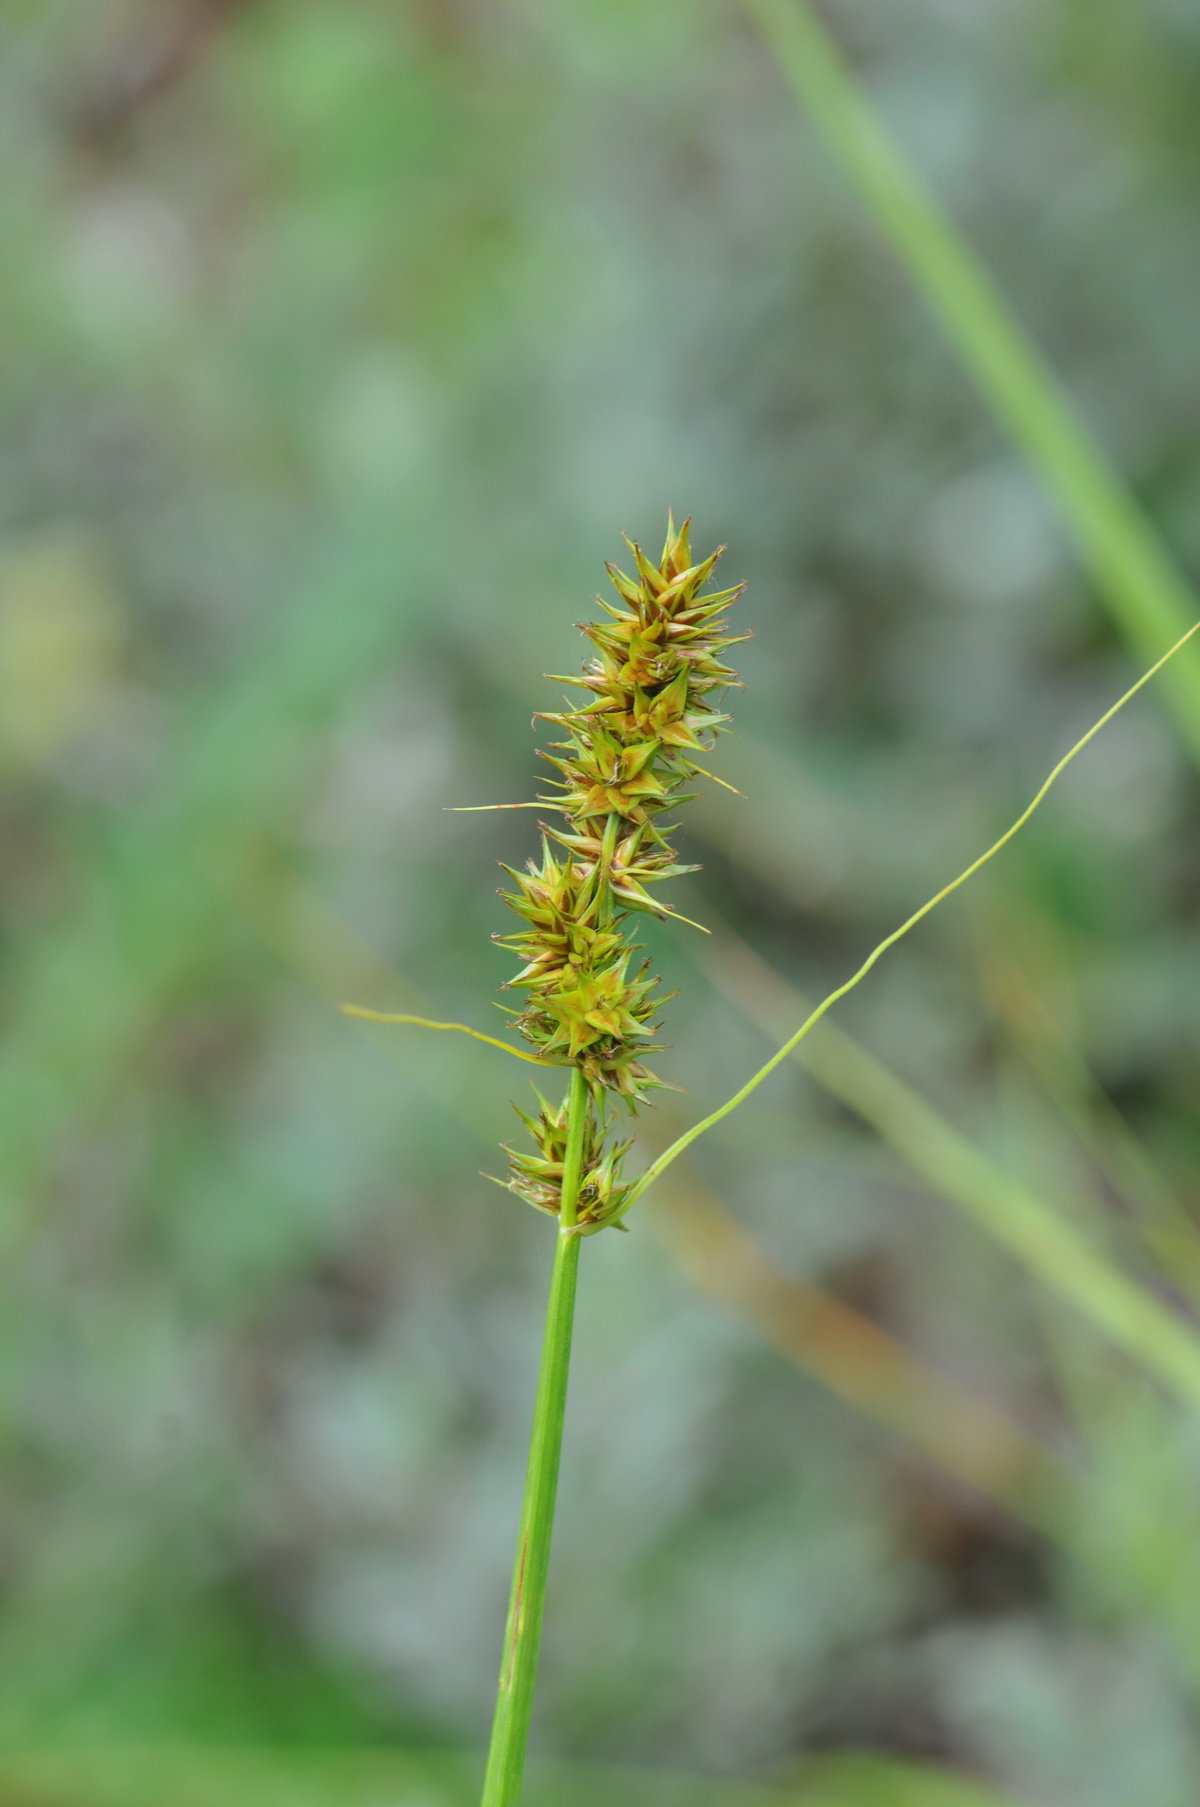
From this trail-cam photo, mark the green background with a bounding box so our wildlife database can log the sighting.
[2,2,1200,1802]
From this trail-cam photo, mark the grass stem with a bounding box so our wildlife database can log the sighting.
[480,1064,589,1807]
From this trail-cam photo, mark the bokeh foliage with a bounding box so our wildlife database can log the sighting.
[3,1,1200,1803]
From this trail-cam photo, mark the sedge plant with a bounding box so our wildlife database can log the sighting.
[346,518,1199,1807]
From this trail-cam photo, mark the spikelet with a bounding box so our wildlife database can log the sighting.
[496,516,746,1233]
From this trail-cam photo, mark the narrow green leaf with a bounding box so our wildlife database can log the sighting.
[746,0,1200,760]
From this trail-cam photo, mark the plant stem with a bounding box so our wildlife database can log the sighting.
[480,1063,589,1807]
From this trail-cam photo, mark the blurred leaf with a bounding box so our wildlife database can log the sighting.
[748,0,1200,754]
[799,1752,1022,1806]
[696,927,1200,1412]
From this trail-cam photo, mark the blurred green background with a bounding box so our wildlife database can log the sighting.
[4,1,1200,1803]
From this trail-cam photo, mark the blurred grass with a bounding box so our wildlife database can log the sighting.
[0,512,427,1213]
[0,1748,1024,1807]
[749,0,1200,738]
[693,915,1200,1409]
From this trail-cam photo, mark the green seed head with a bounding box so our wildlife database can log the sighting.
[497,516,746,1230]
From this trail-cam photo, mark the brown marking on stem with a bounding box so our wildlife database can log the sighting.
[501,1534,530,1694]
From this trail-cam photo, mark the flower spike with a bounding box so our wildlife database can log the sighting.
[495,520,746,1229]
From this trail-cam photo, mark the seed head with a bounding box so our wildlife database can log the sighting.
[497,516,746,1231]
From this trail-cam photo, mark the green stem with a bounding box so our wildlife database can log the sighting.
[480,1064,590,1807]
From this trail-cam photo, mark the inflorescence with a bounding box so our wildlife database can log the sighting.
[495,516,746,1233]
